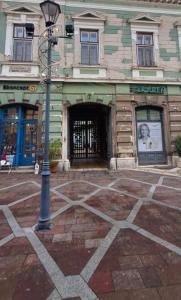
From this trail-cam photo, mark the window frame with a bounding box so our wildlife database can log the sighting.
[13,24,33,62]
[80,29,99,65]
[72,11,106,67]
[136,32,155,67]
[129,17,160,69]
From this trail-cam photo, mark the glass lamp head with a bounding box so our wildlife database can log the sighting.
[40,0,61,27]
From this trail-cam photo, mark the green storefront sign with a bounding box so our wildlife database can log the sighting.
[130,85,167,94]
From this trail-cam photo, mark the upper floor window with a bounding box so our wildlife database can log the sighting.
[13,24,32,62]
[136,33,154,67]
[80,30,98,65]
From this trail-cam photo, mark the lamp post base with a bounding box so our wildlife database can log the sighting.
[35,221,52,231]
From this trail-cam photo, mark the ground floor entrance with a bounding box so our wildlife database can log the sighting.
[136,106,167,165]
[0,104,38,166]
[69,103,111,168]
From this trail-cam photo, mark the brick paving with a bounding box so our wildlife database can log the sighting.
[0,170,181,299]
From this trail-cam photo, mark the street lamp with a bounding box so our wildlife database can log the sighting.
[25,0,74,230]
[36,0,61,231]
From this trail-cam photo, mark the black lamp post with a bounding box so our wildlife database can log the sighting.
[36,0,61,231]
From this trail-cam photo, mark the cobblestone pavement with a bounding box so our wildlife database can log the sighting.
[0,170,181,300]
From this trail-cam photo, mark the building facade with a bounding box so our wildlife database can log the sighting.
[0,0,181,169]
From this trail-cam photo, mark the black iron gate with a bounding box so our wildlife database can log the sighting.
[69,104,109,161]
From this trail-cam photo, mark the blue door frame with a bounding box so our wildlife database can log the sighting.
[0,105,38,166]
[20,119,38,166]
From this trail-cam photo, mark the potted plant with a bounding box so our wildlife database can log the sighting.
[49,138,62,173]
[175,135,181,167]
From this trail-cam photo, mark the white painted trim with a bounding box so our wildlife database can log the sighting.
[128,14,161,25]
[72,9,106,21]
[3,1,41,15]
[4,13,40,67]
[60,1,181,16]
[2,0,181,15]
[131,25,160,33]
[62,105,68,161]
[5,21,13,57]
[176,25,181,65]
[0,76,180,85]
[1,65,39,77]
[132,69,163,80]
[74,18,105,68]
[73,67,106,78]
[130,23,160,68]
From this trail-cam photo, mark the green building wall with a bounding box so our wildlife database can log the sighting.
[0,12,6,55]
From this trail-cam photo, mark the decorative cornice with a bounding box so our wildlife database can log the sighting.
[72,10,106,21]
[128,14,161,25]
[2,2,41,16]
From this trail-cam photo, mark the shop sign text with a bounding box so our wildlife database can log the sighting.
[130,85,166,94]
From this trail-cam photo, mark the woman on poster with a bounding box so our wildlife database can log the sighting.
[138,123,153,151]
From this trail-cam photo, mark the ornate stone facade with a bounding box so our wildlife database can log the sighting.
[0,0,181,168]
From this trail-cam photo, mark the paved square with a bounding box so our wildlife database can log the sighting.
[0,170,181,299]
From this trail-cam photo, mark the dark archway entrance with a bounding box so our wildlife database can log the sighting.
[69,103,111,168]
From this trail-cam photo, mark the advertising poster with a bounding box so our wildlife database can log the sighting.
[137,122,163,152]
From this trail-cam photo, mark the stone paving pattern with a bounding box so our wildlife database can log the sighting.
[0,170,181,299]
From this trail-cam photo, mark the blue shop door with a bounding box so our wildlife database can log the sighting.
[20,120,38,166]
[0,105,38,167]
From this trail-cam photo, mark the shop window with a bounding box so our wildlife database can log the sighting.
[149,109,160,121]
[136,109,147,121]
[3,107,18,120]
[25,109,38,120]
[80,30,99,65]
[136,106,166,165]
[13,24,32,62]
[136,107,161,122]
[136,33,154,67]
